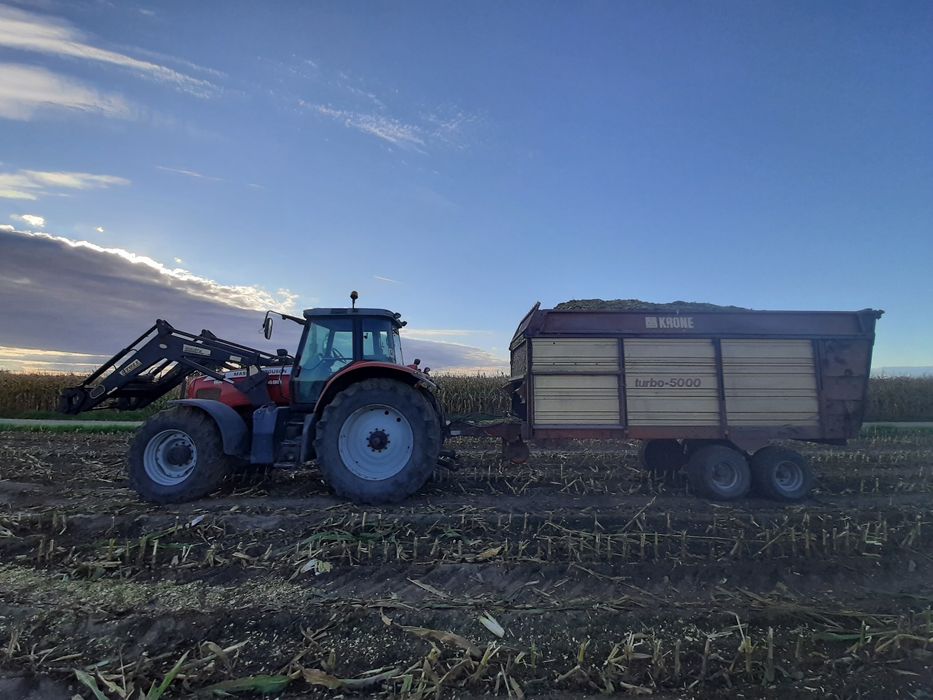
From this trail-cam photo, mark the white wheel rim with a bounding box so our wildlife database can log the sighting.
[143,429,197,486]
[338,404,413,481]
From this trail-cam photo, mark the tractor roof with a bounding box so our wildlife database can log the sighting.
[303,307,404,325]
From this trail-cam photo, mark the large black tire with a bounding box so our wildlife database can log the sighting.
[314,378,441,504]
[127,407,233,504]
[750,446,813,501]
[686,444,751,501]
[638,439,687,473]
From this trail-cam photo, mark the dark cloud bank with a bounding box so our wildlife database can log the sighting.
[0,229,506,373]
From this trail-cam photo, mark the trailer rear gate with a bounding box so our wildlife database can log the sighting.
[509,305,882,449]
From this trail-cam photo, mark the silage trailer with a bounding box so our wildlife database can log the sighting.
[500,303,882,500]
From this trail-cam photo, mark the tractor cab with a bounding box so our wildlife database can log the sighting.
[291,307,407,406]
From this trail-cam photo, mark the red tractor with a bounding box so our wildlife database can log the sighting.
[60,294,454,504]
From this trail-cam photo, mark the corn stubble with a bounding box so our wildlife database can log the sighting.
[0,387,932,697]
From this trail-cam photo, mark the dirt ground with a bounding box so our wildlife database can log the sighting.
[0,428,931,698]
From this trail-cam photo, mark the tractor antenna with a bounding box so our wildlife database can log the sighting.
[350,290,358,310]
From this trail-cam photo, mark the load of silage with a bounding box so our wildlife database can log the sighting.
[554,298,752,312]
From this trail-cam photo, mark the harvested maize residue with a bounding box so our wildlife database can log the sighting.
[554,298,752,312]
[0,427,931,697]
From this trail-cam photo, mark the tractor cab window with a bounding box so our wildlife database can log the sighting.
[362,318,402,364]
[294,318,354,404]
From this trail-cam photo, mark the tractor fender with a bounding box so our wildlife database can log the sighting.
[169,399,249,457]
[314,363,438,419]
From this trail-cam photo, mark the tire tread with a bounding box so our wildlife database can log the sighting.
[686,444,751,501]
[314,378,441,504]
[750,446,813,501]
[127,406,232,504]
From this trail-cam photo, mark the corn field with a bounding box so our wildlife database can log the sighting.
[0,371,181,418]
[865,375,933,421]
[0,371,80,415]
[1,369,932,420]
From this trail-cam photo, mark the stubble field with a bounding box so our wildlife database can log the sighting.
[0,427,931,699]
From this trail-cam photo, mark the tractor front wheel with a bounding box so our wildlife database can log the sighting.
[127,407,233,503]
[314,378,441,504]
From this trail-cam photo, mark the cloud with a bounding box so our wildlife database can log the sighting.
[0,188,34,200]
[0,228,507,374]
[307,103,426,149]
[302,101,479,154]
[0,345,107,373]
[0,5,216,97]
[10,230,299,312]
[424,109,479,149]
[340,81,386,111]
[373,275,400,284]
[262,58,476,154]
[156,165,223,182]
[0,63,132,121]
[404,329,494,339]
[132,46,227,82]
[0,167,129,200]
[11,213,45,228]
[399,340,508,375]
[24,171,130,189]
[95,226,104,233]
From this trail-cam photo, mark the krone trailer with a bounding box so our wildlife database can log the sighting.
[505,304,883,502]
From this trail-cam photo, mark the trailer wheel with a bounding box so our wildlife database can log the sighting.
[127,407,232,503]
[638,440,687,473]
[750,446,813,501]
[314,378,441,504]
[686,445,751,500]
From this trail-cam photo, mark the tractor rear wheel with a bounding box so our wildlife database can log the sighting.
[639,439,687,473]
[750,446,813,501]
[686,444,751,501]
[314,378,441,504]
[127,407,233,503]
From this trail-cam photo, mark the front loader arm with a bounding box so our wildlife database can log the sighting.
[59,319,284,414]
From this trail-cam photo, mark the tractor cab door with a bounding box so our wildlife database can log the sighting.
[361,318,403,364]
[292,317,355,406]
[292,314,404,407]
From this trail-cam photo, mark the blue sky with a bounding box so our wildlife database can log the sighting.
[1,0,931,371]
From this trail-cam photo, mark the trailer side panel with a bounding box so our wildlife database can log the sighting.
[530,338,621,425]
[721,340,820,427]
[509,306,882,445]
[624,339,720,426]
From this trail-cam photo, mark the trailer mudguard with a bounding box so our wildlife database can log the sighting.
[170,399,249,457]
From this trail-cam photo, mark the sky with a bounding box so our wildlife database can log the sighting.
[0,0,931,374]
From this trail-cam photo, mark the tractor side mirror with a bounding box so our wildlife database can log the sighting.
[262,315,273,340]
